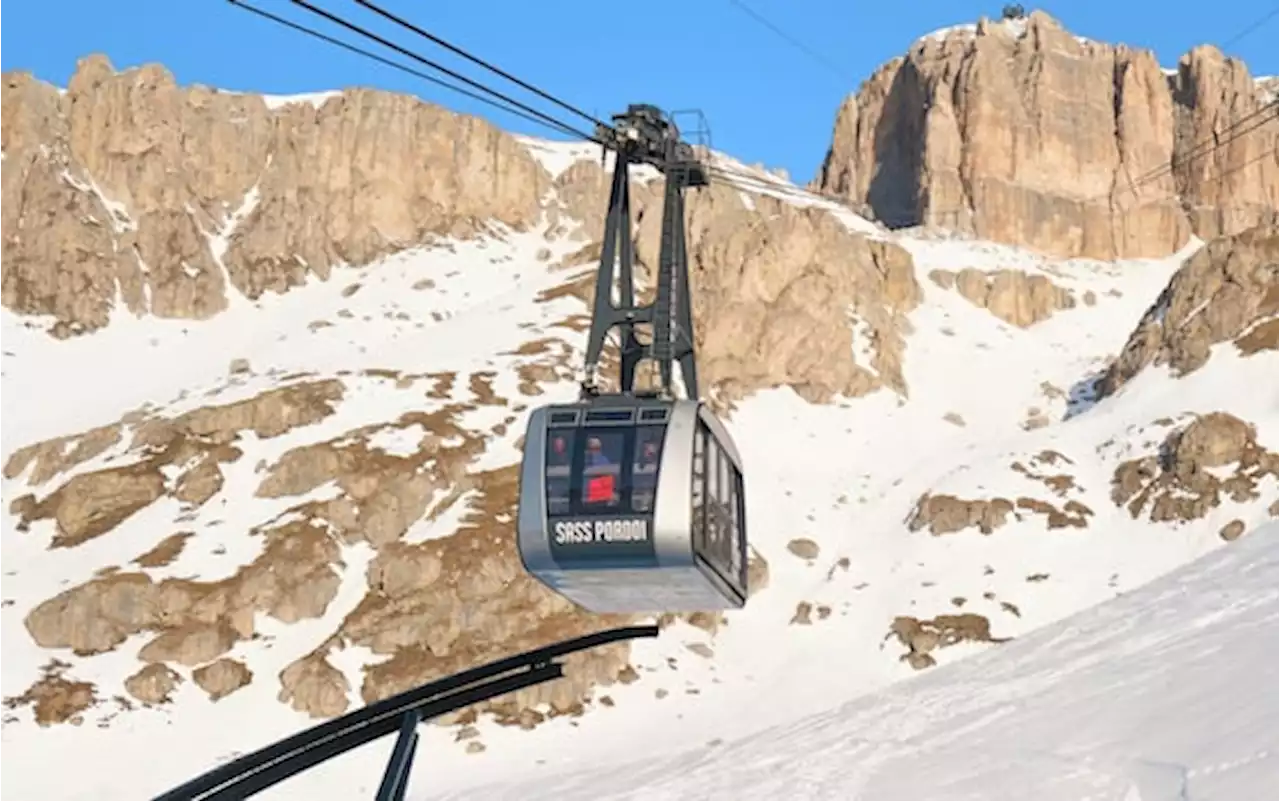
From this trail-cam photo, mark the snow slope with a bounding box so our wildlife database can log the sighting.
[2,139,1277,801]
[453,520,1280,801]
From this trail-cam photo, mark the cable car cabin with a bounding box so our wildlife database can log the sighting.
[516,397,748,614]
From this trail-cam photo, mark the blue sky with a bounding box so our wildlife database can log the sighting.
[3,1,1277,183]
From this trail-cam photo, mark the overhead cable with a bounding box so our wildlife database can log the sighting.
[726,0,849,79]
[1218,7,1279,52]
[229,1,587,135]
[353,0,608,129]
[284,0,593,140]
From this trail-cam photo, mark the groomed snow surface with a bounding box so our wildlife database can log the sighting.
[449,521,1279,801]
[2,136,1277,801]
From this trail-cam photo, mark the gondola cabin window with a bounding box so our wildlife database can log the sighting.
[691,419,742,585]
[692,424,706,542]
[631,426,664,513]
[581,431,624,509]
[544,425,667,518]
[545,429,577,516]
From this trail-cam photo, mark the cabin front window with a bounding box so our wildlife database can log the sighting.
[545,425,668,518]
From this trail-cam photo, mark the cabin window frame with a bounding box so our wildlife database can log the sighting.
[690,417,744,590]
[545,424,667,519]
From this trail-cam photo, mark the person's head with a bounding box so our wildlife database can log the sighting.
[552,436,566,455]
[587,436,602,455]
[643,441,658,459]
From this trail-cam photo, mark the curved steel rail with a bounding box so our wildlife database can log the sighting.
[153,625,660,801]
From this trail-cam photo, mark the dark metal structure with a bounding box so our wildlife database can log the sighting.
[152,626,659,801]
[582,104,710,400]
[516,106,750,613]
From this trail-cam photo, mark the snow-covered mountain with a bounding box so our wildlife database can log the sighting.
[1,29,1277,801]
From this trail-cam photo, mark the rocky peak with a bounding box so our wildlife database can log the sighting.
[2,54,552,335]
[814,11,1277,260]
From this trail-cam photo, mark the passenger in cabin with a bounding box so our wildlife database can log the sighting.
[550,435,570,465]
[639,440,659,468]
[585,436,613,468]
[546,434,574,514]
[583,436,619,506]
[632,438,660,512]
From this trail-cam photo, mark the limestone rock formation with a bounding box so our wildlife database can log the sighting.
[1101,219,1279,397]
[193,658,252,701]
[814,11,1277,259]
[2,55,551,335]
[908,494,1015,535]
[885,613,1008,670]
[124,663,182,705]
[907,490,1092,534]
[1111,412,1278,522]
[279,652,351,718]
[2,660,99,725]
[928,268,1076,326]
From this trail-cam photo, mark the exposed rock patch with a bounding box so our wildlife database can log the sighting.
[24,516,345,658]
[193,658,252,701]
[3,660,99,725]
[1102,220,1279,397]
[789,601,832,625]
[886,613,1009,670]
[786,538,821,560]
[1111,412,1278,522]
[132,532,194,568]
[908,494,1015,535]
[139,622,239,667]
[1011,451,1081,497]
[910,453,1095,535]
[278,652,351,718]
[124,663,182,705]
[1219,519,1246,541]
[6,379,344,549]
[928,268,1076,326]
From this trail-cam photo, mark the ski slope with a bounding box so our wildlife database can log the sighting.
[451,520,1280,801]
[1,133,1277,801]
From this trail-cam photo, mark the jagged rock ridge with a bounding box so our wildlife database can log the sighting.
[814,11,1278,259]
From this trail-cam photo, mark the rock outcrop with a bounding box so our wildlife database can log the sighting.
[1111,412,1278,523]
[885,613,1008,670]
[907,490,1093,534]
[2,661,98,726]
[2,55,551,336]
[928,267,1076,326]
[1101,219,1279,397]
[814,12,1278,259]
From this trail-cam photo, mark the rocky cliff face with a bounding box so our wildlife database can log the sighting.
[1100,218,1278,397]
[814,11,1278,260]
[2,55,550,336]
